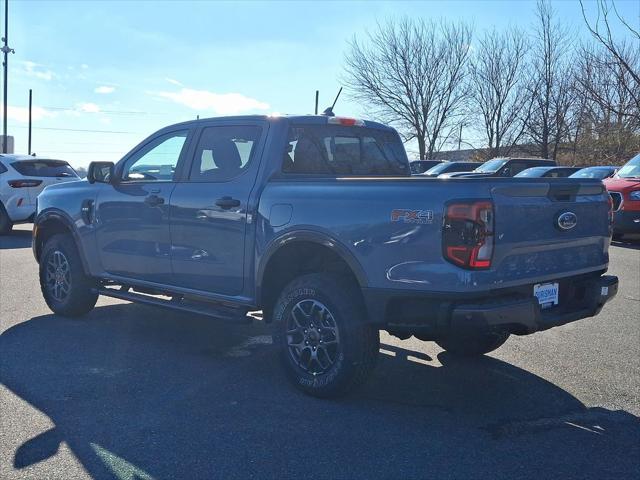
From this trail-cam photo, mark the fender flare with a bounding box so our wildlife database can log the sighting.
[256,229,368,302]
[33,209,91,275]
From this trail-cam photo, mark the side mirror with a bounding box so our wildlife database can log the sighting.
[87,161,115,184]
[501,167,511,176]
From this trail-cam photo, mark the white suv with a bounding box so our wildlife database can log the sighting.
[0,154,80,234]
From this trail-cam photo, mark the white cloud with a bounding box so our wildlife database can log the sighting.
[77,102,101,113]
[81,64,89,69]
[165,78,183,86]
[95,86,115,94]
[22,61,54,81]
[1,105,55,123]
[155,88,270,115]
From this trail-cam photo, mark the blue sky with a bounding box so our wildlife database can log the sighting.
[6,0,639,166]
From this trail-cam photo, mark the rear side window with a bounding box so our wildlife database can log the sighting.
[189,125,261,182]
[282,125,409,176]
[11,160,77,178]
[0,162,7,174]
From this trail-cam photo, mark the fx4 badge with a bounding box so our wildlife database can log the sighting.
[391,209,434,224]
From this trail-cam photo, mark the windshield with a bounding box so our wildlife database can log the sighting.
[424,162,452,175]
[569,167,614,179]
[474,158,507,173]
[616,153,640,178]
[515,167,547,177]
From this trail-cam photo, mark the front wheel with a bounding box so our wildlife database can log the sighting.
[273,273,379,398]
[436,331,509,357]
[39,233,98,317]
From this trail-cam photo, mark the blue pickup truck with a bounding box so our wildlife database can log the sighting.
[33,115,618,397]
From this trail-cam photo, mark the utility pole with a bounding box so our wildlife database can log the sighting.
[2,0,15,153]
[28,89,32,154]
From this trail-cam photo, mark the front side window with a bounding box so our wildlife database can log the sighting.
[11,160,77,178]
[189,125,261,181]
[122,131,188,182]
[282,125,409,176]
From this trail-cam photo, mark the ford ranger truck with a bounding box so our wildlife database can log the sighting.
[32,115,618,398]
[604,153,640,239]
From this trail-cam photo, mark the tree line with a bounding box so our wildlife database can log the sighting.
[343,0,639,165]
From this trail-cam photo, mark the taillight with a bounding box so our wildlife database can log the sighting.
[8,179,42,188]
[607,194,614,225]
[443,201,494,269]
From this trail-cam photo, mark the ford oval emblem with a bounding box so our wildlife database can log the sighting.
[557,211,578,230]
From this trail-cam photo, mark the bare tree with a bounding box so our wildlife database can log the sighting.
[469,28,531,159]
[524,0,575,160]
[343,19,472,159]
[580,0,640,119]
[568,45,640,163]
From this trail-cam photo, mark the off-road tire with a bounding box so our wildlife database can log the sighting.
[273,273,379,398]
[0,203,13,235]
[436,331,509,357]
[39,233,98,317]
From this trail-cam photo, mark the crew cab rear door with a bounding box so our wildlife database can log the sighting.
[168,120,268,296]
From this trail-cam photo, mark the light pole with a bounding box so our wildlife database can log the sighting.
[2,0,15,153]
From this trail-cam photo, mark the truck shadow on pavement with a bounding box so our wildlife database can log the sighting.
[0,229,32,250]
[1,303,639,479]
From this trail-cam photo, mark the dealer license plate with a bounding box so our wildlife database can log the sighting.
[534,282,559,309]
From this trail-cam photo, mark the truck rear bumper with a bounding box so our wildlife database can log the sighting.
[363,273,618,337]
[613,210,640,234]
[450,275,618,335]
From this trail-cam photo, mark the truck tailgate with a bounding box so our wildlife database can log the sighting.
[491,180,610,282]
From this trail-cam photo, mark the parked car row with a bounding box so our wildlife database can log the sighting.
[409,155,637,238]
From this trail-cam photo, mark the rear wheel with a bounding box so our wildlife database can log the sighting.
[39,233,98,317]
[436,331,509,357]
[273,273,379,398]
[0,203,13,235]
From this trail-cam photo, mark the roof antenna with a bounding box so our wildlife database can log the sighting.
[314,90,319,115]
[322,87,342,117]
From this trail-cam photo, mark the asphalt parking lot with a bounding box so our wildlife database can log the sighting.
[1,224,639,480]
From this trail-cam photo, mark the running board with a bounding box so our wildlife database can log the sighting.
[97,286,252,323]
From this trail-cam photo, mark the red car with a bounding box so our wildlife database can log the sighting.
[604,153,640,239]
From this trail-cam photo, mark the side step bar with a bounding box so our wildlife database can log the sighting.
[97,286,252,323]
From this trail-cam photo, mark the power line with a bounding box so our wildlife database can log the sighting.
[12,125,141,134]
[42,106,171,116]
[39,151,127,154]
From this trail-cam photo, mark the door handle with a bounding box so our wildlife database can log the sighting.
[215,196,241,209]
[144,194,165,206]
